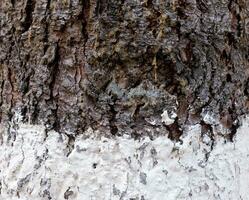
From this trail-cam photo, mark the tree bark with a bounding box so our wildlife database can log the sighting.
[1,0,249,141]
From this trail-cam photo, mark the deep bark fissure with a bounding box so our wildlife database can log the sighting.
[10,0,16,7]
[47,44,60,131]
[166,119,183,142]
[48,44,59,100]
[21,0,35,33]
[109,96,118,135]
[7,67,14,121]
[65,133,76,157]
[43,0,51,52]
[96,0,106,17]
[200,120,215,159]
[79,0,90,56]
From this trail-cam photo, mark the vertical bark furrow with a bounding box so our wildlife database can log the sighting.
[21,0,35,33]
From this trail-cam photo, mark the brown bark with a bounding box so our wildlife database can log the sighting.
[0,0,249,140]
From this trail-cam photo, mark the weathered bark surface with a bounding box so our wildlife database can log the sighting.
[1,0,249,140]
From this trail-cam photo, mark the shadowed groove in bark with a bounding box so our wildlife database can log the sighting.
[96,0,106,17]
[79,0,90,55]
[10,0,16,7]
[21,0,35,33]
[48,43,60,131]
[43,0,51,52]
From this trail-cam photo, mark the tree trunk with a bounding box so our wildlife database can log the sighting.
[2,1,249,199]
[1,0,249,140]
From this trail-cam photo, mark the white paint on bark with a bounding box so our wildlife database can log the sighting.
[1,117,249,199]
[161,110,177,125]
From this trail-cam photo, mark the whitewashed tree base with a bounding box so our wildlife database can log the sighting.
[1,117,249,200]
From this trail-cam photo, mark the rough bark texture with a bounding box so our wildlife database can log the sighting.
[1,0,249,140]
